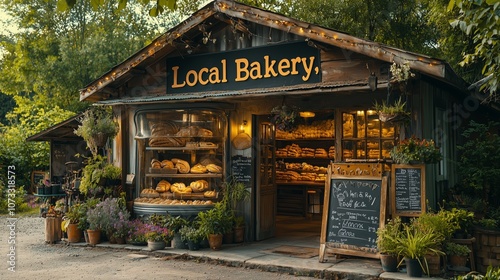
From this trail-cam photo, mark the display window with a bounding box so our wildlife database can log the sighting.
[133,109,227,216]
[341,110,395,160]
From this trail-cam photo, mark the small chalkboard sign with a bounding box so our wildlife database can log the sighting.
[231,155,252,183]
[391,164,426,217]
[319,165,387,261]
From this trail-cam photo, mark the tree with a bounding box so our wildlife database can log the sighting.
[56,0,176,16]
[448,0,499,101]
[0,0,193,189]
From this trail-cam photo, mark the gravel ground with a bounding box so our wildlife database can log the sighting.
[1,215,315,280]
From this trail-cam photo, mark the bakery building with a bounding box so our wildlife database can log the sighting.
[79,0,496,241]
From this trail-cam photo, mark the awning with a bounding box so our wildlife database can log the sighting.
[96,81,383,106]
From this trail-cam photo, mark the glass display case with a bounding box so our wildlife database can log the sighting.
[341,110,395,160]
[133,109,227,216]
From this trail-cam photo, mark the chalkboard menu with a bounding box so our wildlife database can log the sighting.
[231,155,252,183]
[319,168,387,261]
[391,164,426,217]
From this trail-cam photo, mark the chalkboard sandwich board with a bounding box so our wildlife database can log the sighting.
[319,165,387,262]
[391,164,426,217]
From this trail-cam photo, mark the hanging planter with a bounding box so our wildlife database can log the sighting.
[74,107,119,156]
[374,97,410,124]
[270,105,299,132]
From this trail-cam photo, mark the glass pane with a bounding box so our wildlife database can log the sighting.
[356,140,366,159]
[367,140,379,159]
[342,140,355,159]
[381,122,395,138]
[382,140,395,159]
[343,112,355,138]
[355,110,366,138]
[366,110,380,138]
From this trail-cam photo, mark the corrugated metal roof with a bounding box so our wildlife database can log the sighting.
[96,81,380,105]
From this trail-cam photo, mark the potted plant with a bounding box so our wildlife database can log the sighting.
[390,136,442,164]
[126,219,148,246]
[78,154,122,198]
[389,61,415,94]
[445,242,471,267]
[222,178,250,243]
[394,221,444,277]
[165,215,188,249]
[374,97,410,123]
[86,197,130,244]
[233,216,246,243]
[144,224,171,250]
[61,203,86,243]
[74,106,119,156]
[179,224,204,251]
[376,217,402,272]
[197,202,233,250]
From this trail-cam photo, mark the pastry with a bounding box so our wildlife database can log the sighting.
[206,163,222,173]
[155,180,171,192]
[151,159,161,168]
[203,190,216,198]
[197,128,213,137]
[171,182,192,194]
[160,159,174,169]
[190,180,209,192]
[140,188,159,198]
[172,158,190,173]
[150,121,178,136]
[190,163,207,174]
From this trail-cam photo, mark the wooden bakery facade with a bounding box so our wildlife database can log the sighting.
[79,0,491,242]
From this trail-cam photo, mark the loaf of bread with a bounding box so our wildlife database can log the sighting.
[155,180,171,192]
[190,180,209,192]
[206,163,222,173]
[160,159,174,169]
[171,182,192,194]
[190,163,207,174]
[151,159,161,168]
[172,158,190,173]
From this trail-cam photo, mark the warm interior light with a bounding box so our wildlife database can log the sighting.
[239,120,247,133]
[299,111,315,118]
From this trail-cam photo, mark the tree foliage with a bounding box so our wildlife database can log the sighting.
[0,0,193,189]
[448,0,500,102]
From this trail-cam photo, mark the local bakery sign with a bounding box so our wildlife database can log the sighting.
[166,41,321,94]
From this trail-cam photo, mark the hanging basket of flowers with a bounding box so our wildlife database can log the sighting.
[270,105,299,132]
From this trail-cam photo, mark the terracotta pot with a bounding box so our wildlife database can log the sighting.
[115,237,126,244]
[66,223,82,243]
[233,226,245,243]
[87,229,101,245]
[380,254,398,272]
[208,234,223,250]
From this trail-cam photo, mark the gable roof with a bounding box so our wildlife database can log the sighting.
[26,114,83,142]
[80,0,466,102]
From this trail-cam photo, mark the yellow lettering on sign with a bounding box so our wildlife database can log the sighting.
[290,57,301,75]
[302,56,315,81]
[264,55,278,78]
[186,70,198,87]
[198,68,209,85]
[249,61,262,79]
[278,59,290,76]
[171,66,186,88]
[235,58,249,81]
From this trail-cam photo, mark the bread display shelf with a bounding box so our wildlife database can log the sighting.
[146,145,218,151]
[276,180,325,187]
[276,138,334,141]
[133,203,214,217]
[275,156,332,159]
[145,173,223,178]
[149,168,178,174]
